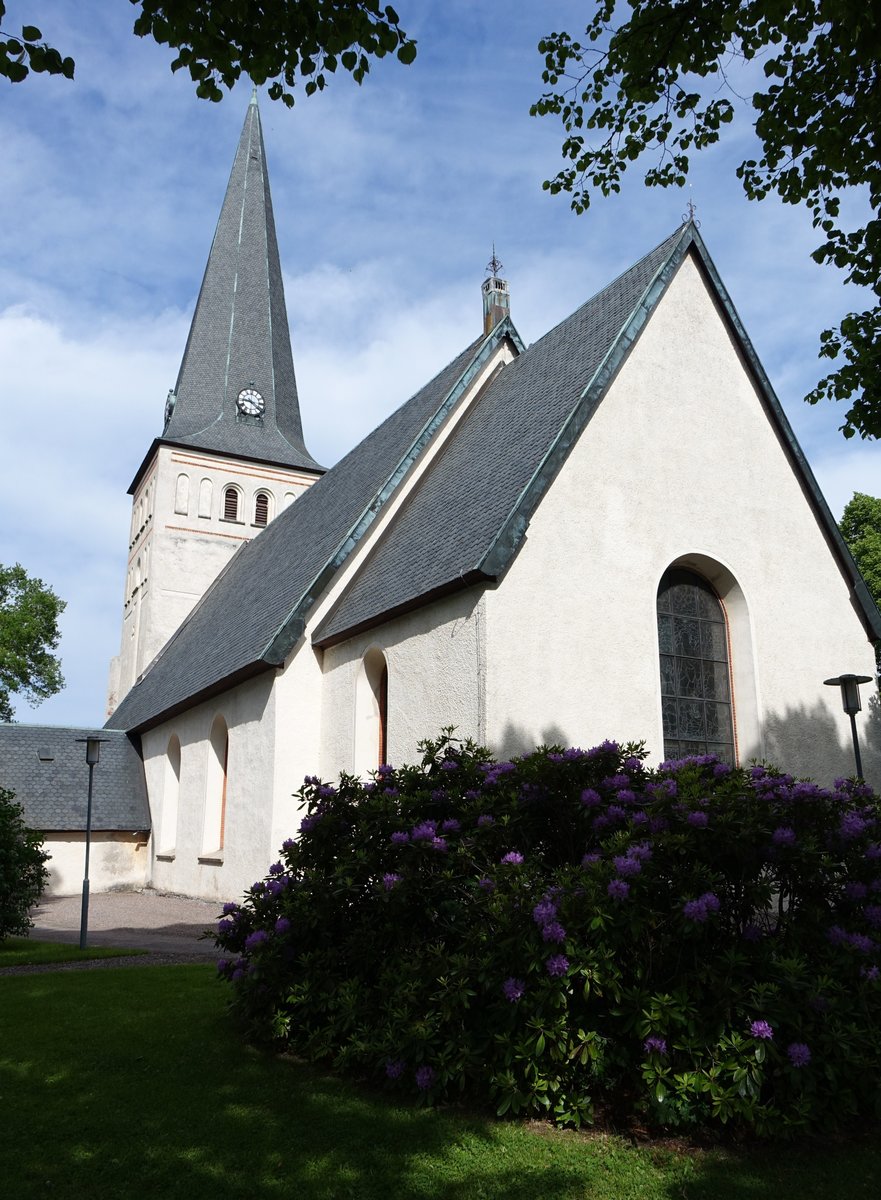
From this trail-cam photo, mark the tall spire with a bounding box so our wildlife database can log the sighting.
[163,98,321,472]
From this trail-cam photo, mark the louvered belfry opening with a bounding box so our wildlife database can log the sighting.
[254,492,269,526]
[223,487,239,521]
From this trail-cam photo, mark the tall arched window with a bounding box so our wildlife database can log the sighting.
[223,486,240,522]
[354,648,389,775]
[203,715,229,854]
[160,734,181,853]
[254,491,270,527]
[657,568,735,763]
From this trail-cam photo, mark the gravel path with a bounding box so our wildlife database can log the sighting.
[2,889,224,975]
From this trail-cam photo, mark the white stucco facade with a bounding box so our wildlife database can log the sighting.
[42,832,149,897]
[107,445,318,715]
[114,250,879,903]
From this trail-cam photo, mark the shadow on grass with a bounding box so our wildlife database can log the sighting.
[2,967,879,1200]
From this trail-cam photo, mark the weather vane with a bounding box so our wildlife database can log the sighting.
[485,243,504,278]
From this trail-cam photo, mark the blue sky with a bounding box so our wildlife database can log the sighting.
[2,1,878,727]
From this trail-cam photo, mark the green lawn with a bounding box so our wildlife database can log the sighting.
[1,965,879,1199]
[0,938,145,967]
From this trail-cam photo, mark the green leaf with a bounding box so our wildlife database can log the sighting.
[21,25,41,42]
[397,41,417,66]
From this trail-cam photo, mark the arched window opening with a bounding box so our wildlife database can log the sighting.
[254,491,270,527]
[198,478,213,518]
[203,715,229,854]
[174,473,190,515]
[354,648,389,776]
[223,486,239,522]
[160,734,181,853]
[657,568,735,763]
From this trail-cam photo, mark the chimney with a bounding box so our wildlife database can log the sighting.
[482,247,510,335]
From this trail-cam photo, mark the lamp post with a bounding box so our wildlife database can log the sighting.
[75,736,106,950]
[823,674,873,779]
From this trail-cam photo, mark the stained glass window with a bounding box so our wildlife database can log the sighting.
[657,569,735,763]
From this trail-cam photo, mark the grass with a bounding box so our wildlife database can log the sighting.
[2,966,880,1199]
[0,937,146,967]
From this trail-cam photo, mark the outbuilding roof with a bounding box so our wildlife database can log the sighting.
[0,725,149,832]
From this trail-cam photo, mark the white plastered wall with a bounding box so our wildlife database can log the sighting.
[484,252,880,788]
[318,588,485,777]
[109,446,318,714]
[42,832,149,896]
[141,670,278,901]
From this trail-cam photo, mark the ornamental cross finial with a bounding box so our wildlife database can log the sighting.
[485,243,504,278]
[682,195,700,227]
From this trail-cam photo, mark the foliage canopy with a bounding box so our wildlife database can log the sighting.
[0,1,415,101]
[216,732,881,1137]
[531,0,881,441]
[0,786,49,939]
[0,563,65,723]
[840,492,881,675]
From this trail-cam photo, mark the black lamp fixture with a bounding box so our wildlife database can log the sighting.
[823,674,873,779]
[75,735,108,950]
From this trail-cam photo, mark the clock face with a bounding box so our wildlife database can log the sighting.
[237,387,265,417]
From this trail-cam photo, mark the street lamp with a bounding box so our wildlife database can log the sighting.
[823,674,873,779]
[75,736,107,950]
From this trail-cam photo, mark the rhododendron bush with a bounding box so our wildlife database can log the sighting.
[215,732,881,1136]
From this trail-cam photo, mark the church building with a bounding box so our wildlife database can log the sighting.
[4,96,880,901]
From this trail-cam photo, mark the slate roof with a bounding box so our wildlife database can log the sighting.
[109,330,504,732]
[0,725,150,832]
[133,94,322,487]
[314,221,881,647]
[109,220,881,734]
[314,225,687,644]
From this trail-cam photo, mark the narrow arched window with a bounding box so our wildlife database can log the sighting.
[160,735,181,853]
[223,486,239,522]
[254,491,270,527]
[174,473,189,515]
[198,478,213,518]
[657,568,735,763]
[203,715,229,853]
[354,648,389,776]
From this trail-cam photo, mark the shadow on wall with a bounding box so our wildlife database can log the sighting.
[763,695,881,790]
[493,697,881,791]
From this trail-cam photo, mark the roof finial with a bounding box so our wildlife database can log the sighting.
[682,192,700,228]
[249,84,258,106]
[485,243,504,279]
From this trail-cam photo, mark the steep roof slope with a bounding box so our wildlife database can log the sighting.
[0,725,149,831]
[314,222,881,647]
[133,95,322,486]
[109,333,496,732]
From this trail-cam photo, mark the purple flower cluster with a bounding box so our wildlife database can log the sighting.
[382,872,403,890]
[644,1036,667,1055]
[476,814,495,828]
[581,852,601,868]
[411,820,437,842]
[440,759,458,771]
[580,788,601,808]
[843,881,868,900]
[415,1065,435,1091]
[542,920,567,943]
[385,1059,405,1079]
[682,892,720,923]
[772,825,796,847]
[441,818,461,834]
[502,977,525,1003]
[750,1019,774,1040]
[478,876,496,892]
[787,1042,811,1068]
[687,810,709,828]
[546,954,569,978]
[244,929,269,952]
[613,854,642,877]
[607,879,630,900]
[274,917,291,934]
[390,830,410,845]
[500,851,524,865]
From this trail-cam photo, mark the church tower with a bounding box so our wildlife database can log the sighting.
[107,95,323,715]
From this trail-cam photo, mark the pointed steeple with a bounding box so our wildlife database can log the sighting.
[163,97,321,472]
